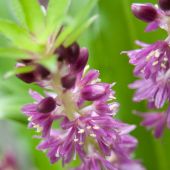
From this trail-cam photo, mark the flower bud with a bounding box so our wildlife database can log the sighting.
[56,43,80,63]
[16,63,50,84]
[16,71,36,83]
[39,0,48,8]
[131,3,158,22]
[61,74,76,89]
[36,64,50,79]
[81,84,107,101]
[37,97,56,113]
[66,42,80,64]
[158,0,170,11]
[72,48,89,73]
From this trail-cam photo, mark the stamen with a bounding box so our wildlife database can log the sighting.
[93,125,100,130]
[90,133,96,138]
[74,138,79,142]
[152,61,159,66]
[78,129,85,134]
[161,63,166,68]
[86,126,92,130]
[79,142,84,145]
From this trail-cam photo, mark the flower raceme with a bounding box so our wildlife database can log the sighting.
[125,0,170,138]
[21,42,144,169]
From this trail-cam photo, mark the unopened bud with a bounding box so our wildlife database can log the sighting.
[61,74,76,89]
[72,48,89,73]
[37,97,56,113]
[131,3,158,22]
[56,42,80,64]
[81,84,108,101]
[158,0,170,11]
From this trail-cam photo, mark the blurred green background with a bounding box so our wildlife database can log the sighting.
[0,0,170,170]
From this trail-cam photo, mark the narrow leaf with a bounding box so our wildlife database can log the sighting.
[17,0,45,35]
[45,0,69,35]
[11,0,27,27]
[0,47,28,58]
[0,19,42,52]
[64,15,98,46]
[55,0,98,47]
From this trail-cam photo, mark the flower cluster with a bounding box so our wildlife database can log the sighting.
[20,41,144,169]
[125,0,170,138]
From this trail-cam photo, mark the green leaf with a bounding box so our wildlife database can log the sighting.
[17,0,45,35]
[55,0,98,47]
[11,0,27,27]
[0,19,42,52]
[45,0,69,36]
[0,47,28,58]
[64,15,98,46]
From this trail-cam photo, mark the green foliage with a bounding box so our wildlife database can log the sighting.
[45,0,69,36]
[55,0,98,47]
[0,47,28,58]
[14,0,45,35]
[0,19,39,51]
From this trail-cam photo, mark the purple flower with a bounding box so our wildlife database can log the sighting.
[81,83,111,101]
[21,44,144,169]
[131,3,167,32]
[126,1,170,138]
[129,72,170,108]
[72,153,144,170]
[131,3,158,23]
[72,154,116,170]
[125,40,170,80]
[22,90,63,137]
[134,105,170,138]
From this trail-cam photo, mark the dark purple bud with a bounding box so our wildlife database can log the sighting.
[39,0,48,8]
[131,3,158,22]
[37,97,56,113]
[56,43,80,63]
[16,64,50,84]
[66,42,80,64]
[56,45,68,62]
[81,84,107,101]
[61,74,76,89]
[72,48,89,73]
[158,0,170,11]
[16,70,36,83]
[18,59,33,64]
[36,64,50,79]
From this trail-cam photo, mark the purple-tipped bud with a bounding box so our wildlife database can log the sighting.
[72,48,89,73]
[61,74,76,89]
[56,43,80,63]
[18,59,33,64]
[36,64,50,79]
[16,64,50,84]
[81,84,107,101]
[158,0,170,11]
[37,97,56,113]
[39,0,48,8]
[131,3,158,22]
[16,71,36,83]
[67,42,80,64]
